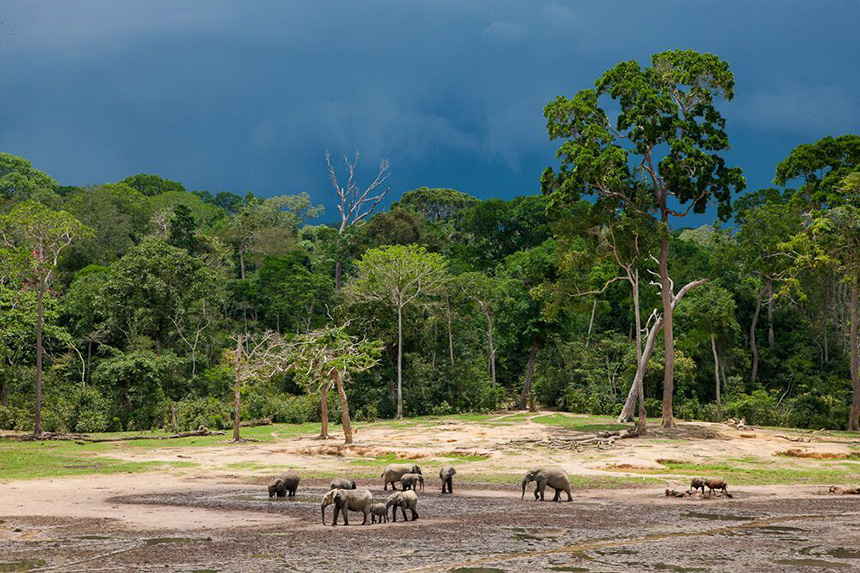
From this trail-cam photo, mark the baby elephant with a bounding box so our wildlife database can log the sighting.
[440,466,456,494]
[268,470,300,497]
[370,502,388,524]
[330,477,357,490]
[705,478,729,496]
[386,490,419,522]
[521,467,572,502]
[400,473,424,491]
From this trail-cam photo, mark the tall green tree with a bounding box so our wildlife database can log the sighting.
[0,201,92,435]
[347,244,448,417]
[542,50,745,428]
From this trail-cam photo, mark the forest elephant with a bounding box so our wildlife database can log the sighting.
[400,473,424,491]
[440,465,456,494]
[330,477,357,490]
[386,490,419,522]
[521,467,572,501]
[321,488,373,526]
[370,502,388,523]
[382,463,422,490]
[268,470,301,497]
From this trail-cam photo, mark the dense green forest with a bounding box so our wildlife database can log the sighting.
[1,50,858,436]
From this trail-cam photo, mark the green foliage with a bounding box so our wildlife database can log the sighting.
[121,173,186,197]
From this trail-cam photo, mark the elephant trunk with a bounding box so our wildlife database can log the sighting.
[521,478,528,499]
[321,505,326,524]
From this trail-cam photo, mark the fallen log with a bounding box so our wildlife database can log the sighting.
[240,417,273,427]
[8,428,224,443]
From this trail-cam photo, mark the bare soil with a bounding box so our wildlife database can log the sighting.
[2,415,859,572]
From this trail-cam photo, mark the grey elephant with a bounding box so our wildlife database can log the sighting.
[370,502,388,524]
[330,477,357,490]
[268,470,301,497]
[386,490,419,522]
[382,463,422,490]
[400,472,424,491]
[320,488,373,526]
[521,467,572,502]
[439,466,456,494]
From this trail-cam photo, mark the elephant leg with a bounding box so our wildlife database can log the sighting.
[401,507,407,521]
[449,479,453,494]
[391,508,397,522]
[536,480,546,500]
[552,488,560,502]
[566,488,572,502]
[332,505,340,526]
[343,509,349,526]
[362,510,368,525]
[411,508,419,520]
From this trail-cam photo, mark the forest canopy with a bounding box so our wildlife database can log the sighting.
[1,50,859,436]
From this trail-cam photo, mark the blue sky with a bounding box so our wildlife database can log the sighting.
[1,1,859,227]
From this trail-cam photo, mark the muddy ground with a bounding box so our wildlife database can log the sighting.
[2,414,860,571]
[1,479,859,572]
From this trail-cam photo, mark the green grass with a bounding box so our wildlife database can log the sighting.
[627,459,860,486]
[530,413,632,432]
[0,442,196,481]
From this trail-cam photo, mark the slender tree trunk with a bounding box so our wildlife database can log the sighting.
[34,277,44,437]
[239,251,246,280]
[86,339,92,384]
[767,279,775,350]
[849,281,859,431]
[333,371,353,444]
[170,403,178,433]
[483,309,496,389]
[659,227,676,429]
[750,286,764,384]
[619,272,644,422]
[232,334,242,442]
[519,339,540,410]
[620,314,663,423]
[396,303,403,418]
[633,270,642,363]
[711,334,722,422]
[446,297,455,367]
[0,378,6,407]
[586,298,597,348]
[320,382,330,438]
[335,260,343,295]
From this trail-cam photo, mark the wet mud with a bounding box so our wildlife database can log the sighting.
[1,484,859,572]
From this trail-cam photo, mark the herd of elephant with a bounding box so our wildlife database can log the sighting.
[266,464,576,526]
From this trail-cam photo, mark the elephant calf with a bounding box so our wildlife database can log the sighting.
[382,463,422,491]
[440,466,456,494]
[521,467,572,502]
[330,477,357,490]
[321,488,373,526]
[268,470,301,498]
[400,473,424,491]
[370,502,388,524]
[386,490,419,522]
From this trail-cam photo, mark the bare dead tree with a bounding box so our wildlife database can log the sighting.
[325,150,391,293]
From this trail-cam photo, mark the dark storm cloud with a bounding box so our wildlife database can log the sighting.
[1,1,858,225]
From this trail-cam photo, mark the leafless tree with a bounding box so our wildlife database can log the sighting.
[325,150,391,293]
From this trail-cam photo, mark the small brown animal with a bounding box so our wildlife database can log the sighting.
[705,478,728,496]
[690,477,705,495]
[829,485,860,495]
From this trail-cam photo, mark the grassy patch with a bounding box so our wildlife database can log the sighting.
[0,441,195,481]
[634,459,860,485]
[530,414,632,433]
[348,453,422,467]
